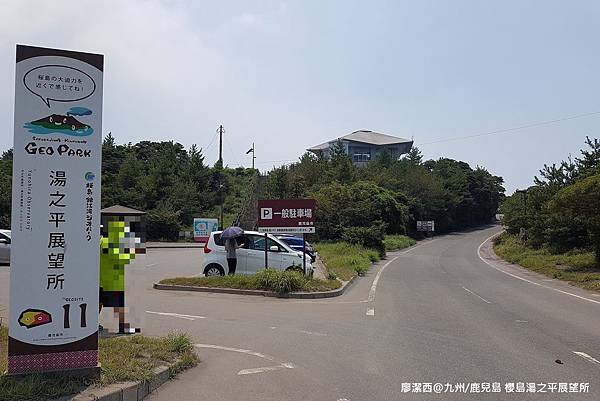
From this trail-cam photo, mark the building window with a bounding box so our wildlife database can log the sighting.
[353,152,371,162]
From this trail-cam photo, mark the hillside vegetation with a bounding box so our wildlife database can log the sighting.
[500,137,600,265]
[0,136,505,244]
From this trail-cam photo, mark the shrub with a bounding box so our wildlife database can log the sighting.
[315,242,380,281]
[384,235,416,251]
[254,269,305,294]
[312,181,409,241]
[327,271,337,280]
[354,265,369,276]
[164,331,193,353]
[146,206,181,241]
[341,223,386,257]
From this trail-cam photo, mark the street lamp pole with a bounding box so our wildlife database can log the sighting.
[246,143,256,170]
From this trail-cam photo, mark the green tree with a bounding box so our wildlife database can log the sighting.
[404,146,423,166]
[549,173,600,264]
[576,136,600,178]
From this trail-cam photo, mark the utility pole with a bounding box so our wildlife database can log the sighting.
[217,124,225,167]
[216,124,225,230]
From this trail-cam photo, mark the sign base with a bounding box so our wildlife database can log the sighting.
[4,363,101,380]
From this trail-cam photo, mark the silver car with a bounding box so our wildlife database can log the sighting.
[0,229,10,264]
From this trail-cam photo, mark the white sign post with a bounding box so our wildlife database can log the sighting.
[8,45,103,375]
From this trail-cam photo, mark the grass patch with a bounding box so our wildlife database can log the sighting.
[160,270,341,293]
[384,235,416,251]
[161,275,260,290]
[98,331,198,385]
[314,242,380,281]
[0,328,198,401]
[494,234,600,292]
[0,326,6,374]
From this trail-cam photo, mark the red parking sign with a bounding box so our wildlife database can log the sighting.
[257,199,316,233]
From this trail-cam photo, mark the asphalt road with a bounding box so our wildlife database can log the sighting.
[139,226,600,401]
[2,225,600,400]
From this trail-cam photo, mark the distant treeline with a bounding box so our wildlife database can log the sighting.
[0,136,505,246]
[501,137,600,263]
[265,142,505,253]
[0,133,257,240]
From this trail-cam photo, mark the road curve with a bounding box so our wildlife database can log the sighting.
[143,225,600,401]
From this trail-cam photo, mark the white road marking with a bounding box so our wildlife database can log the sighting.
[146,263,157,267]
[573,351,600,366]
[195,343,277,361]
[270,326,327,336]
[515,320,528,323]
[285,300,368,304]
[366,240,438,303]
[461,286,492,304]
[238,363,295,376]
[194,343,295,376]
[298,329,328,336]
[146,311,206,320]
[367,256,400,302]
[364,239,437,316]
[477,233,600,306]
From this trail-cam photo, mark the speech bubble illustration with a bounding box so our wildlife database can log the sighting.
[23,65,96,108]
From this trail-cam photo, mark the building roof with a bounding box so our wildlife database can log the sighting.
[101,205,146,215]
[307,130,412,151]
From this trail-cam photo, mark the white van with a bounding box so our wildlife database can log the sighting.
[202,230,313,277]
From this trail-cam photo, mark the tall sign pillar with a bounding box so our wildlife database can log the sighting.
[8,45,103,374]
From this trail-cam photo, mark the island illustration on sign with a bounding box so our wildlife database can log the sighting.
[24,106,94,136]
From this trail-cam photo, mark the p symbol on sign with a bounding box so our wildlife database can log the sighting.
[261,208,273,220]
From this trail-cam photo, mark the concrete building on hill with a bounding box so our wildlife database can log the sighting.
[307,130,413,166]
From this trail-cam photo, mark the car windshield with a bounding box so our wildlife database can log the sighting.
[245,235,294,253]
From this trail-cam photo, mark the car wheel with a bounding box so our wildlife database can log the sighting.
[205,265,225,277]
[285,266,303,273]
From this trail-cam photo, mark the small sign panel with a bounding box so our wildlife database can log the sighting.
[416,220,435,232]
[193,218,218,243]
[257,199,316,234]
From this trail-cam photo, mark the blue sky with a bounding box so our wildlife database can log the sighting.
[1,0,599,193]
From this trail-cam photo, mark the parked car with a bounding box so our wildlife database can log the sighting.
[275,235,316,263]
[202,231,313,277]
[0,229,11,264]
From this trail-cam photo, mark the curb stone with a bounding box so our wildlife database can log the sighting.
[69,364,179,401]
[153,274,357,299]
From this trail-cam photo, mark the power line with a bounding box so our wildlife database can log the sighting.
[203,130,219,154]
[419,110,600,146]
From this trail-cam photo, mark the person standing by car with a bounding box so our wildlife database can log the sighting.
[225,237,243,275]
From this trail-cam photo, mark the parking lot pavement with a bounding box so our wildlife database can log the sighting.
[5,227,600,400]
[146,241,203,248]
